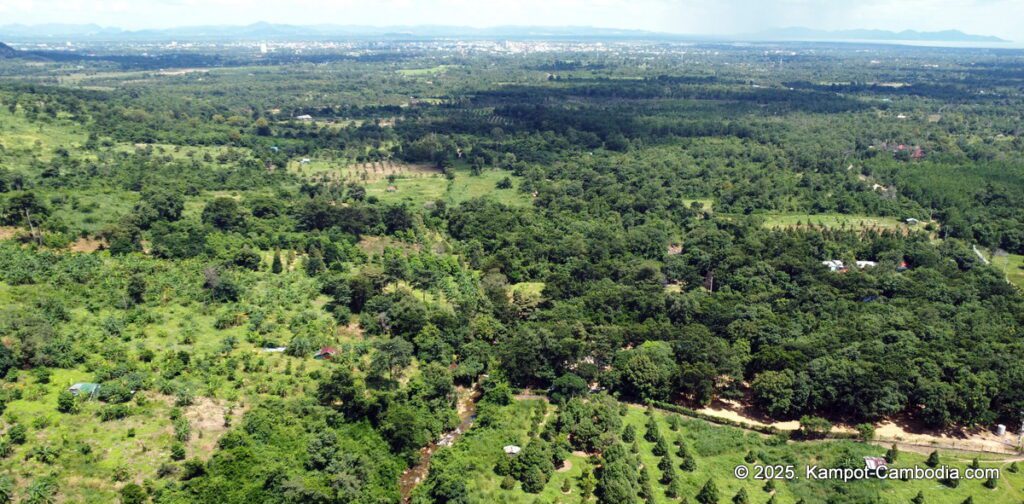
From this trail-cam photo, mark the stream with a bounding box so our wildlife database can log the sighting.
[398,385,480,502]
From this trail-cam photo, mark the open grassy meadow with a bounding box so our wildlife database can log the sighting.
[991,252,1024,290]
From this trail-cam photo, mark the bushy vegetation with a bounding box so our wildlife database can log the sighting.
[0,37,1023,502]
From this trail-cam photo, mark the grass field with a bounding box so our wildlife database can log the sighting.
[44,188,140,235]
[397,65,457,77]
[990,252,1024,290]
[682,198,714,211]
[0,103,88,168]
[435,398,1024,503]
[363,167,530,208]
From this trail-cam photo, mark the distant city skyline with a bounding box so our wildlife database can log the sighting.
[0,0,1019,42]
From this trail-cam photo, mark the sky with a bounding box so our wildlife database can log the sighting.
[0,0,1021,41]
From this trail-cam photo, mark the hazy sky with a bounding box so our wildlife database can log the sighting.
[1,0,1021,40]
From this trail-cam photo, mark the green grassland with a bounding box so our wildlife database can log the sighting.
[682,199,714,211]
[434,399,1024,504]
[0,104,88,168]
[44,188,140,235]
[366,167,529,208]
[991,252,1024,290]
[397,65,457,77]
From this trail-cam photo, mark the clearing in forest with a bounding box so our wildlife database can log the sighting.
[761,213,910,232]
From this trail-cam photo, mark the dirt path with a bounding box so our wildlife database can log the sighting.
[696,397,1021,456]
[398,384,480,502]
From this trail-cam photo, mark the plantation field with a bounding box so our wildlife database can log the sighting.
[760,213,909,231]
[290,157,530,207]
[433,399,1024,504]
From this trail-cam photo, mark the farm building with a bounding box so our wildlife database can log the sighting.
[314,347,339,360]
[68,382,101,398]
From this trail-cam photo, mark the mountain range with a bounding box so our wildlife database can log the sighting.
[752,27,1006,43]
[0,23,1010,44]
[0,41,19,57]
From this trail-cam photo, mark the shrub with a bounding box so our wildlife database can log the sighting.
[57,390,79,414]
[119,483,146,504]
[170,442,186,461]
[7,424,26,444]
[798,416,832,438]
[855,423,875,442]
[99,404,132,421]
[181,459,207,480]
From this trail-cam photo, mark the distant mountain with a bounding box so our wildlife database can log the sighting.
[0,23,665,42]
[0,23,1009,44]
[753,27,1006,43]
[0,41,18,58]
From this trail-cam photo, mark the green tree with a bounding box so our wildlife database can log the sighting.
[371,337,414,380]
[271,250,283,274]
[622,424,636,443]
[201,197,246,230]
[926,450,940,468]
[732,487,749,504]
[119,483,146,504]
[56,390,78,414]
[696,479,719,504]
[885,443,899,463]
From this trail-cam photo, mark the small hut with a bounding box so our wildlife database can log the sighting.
[314,347,339,360]
[68,383,101,399]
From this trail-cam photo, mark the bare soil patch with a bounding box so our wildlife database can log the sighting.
[0,226,21,240]
[184,396,240,459]
[697,397,1019,455]
[70,236,106,253]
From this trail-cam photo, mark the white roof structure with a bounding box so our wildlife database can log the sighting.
[822,260,845,272]
[503,445,521,455]
[864,457,888,471]
[855,261,878,269]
